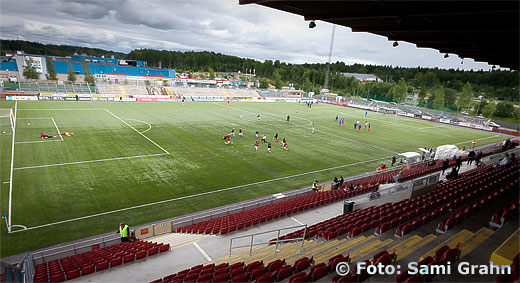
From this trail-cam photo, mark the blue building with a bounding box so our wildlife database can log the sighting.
[0,54,175,81]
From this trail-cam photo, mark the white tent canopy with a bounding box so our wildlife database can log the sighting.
[399,152,421,159]
[434,145,469,160]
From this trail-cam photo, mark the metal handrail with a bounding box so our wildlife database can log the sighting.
[32,235,120,263]
[229,224,307,258]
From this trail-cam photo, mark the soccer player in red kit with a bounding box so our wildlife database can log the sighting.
[223,134,232,144]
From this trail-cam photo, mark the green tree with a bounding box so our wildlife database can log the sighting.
[457,82,473,111]
[418,87,427,106]
[475,100,488,115]
[273,69,282,89]
[444,88,457,106]
[493,101,515,117]
[23,58,40,80]
[392,78,407,101]
[259,78,269,89]
[432,87,445,107]
[81,59,95,85]
[67,63,76,82]
[481,103,496,117]
[45,57,57,81]
[208,67,215,79]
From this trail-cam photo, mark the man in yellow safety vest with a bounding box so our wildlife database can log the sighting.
[312,181,318,192]
[117,222,130,242]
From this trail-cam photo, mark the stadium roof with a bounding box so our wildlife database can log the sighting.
[238,1,520,71]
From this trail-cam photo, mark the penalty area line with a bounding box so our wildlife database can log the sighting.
[13,153,168,171]
[9,155,392,233]
[105,109,169,154]
[454,135,500,146]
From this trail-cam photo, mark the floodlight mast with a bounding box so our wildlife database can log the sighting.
[324,25,336,90]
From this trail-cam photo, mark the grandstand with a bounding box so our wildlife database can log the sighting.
[142,152,519,283]
[2,82,94,94]
[95,83,122,96]
[4,139,515,283]
[167,87,260,100]
[335,96,499,129]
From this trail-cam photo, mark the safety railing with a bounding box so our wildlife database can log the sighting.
[170,189,310,231]
[229,224,307,258]
[32,235,120,264]
[3,252,34,283]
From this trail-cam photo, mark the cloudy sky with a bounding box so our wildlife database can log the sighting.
[1,0,495,70]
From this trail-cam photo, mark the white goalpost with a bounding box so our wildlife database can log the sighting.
[0,108,14,134]
[1,104,17,232]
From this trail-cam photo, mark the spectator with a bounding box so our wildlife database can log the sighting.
[391,155,397,167]
[117,222,130,242]
[476,151,483,165]
[455,156,462,171]
[391,171,402,183]
[511,153,516,163]
[339,176,344,187]
[348,183,354,191]
[446,167,458,180]
[129,231,138,242]
[442,159,449,175]
[312,181,318,192]
[468,150,476,165]
[494,153,511,167]
[333,177,339,190]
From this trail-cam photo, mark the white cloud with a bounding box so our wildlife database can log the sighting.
[0,0,495,70]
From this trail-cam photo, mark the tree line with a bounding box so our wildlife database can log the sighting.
[4,39,519,118]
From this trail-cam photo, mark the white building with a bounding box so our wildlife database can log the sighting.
[341,72,383,82]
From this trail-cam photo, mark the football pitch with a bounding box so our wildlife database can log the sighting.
[0,100,508,256]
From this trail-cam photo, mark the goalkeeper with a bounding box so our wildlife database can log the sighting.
[40,132,55,139]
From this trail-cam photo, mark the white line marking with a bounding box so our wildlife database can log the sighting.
[239,112,312,128]
[17,117,54,119]
[122,118,152,133]
[315,129,398,154]
[9,155,391,233]
[193,242,212,262]
[18,109,104,111]
[51,118,64,141]
[10,224,27,230]
[104,109,169,154]
[290,217,304,226]
[13,153,168,171]
[15,140,63,144]
[454,135,500,146]
[416,125,446,130]
[228,104,397,153]
[8,101,17,232]
[3,181,9,184]
[339,111,426,130]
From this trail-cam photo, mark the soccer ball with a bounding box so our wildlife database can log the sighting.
[296,110,298,113]
[2,131,5,134]
[27,123,30,126]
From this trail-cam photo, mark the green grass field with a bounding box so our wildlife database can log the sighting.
[0,100,508,257]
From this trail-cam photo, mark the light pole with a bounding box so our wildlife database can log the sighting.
[476,97,483,115]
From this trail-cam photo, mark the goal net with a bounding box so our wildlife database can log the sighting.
[0,108,14,135]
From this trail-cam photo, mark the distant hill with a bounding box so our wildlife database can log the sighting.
[0,39,126,59]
